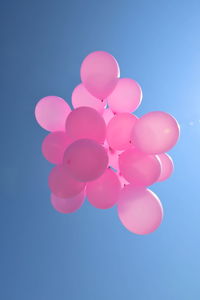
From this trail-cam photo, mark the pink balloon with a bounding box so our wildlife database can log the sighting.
[35,96,71,132]
[80,51,120,99]
[117,185,163,235]
[42,131,72,164]
[107,147,119,170]
[103,108,114,125]
[65,107,106,144]
[51,191,85,214]
[106,113,138,150]
[63,139,108,182]
[72,84,106,113]
[132,111,180,154]
[86,168,121,209]
[119,148,161,186]
[48,165,86,198]
[157,153,174,182]
[108,78,142,113]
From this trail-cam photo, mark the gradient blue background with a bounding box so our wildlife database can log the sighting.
[1,1,200,299]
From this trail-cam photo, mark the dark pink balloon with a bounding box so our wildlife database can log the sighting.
[86,168,121,209]
[106,113,138,150]
[63,139,108,182]
[65,107,106,144]
[119,148,161,186]
[42,131,72,164]
[80,51,120,99]
[103,108,114,125]
[72,84,106,113]
[48,165,86,198]
[108,78,142,113]
[157,153,174,182]
[35,96,71,132]
[132,111,180,154]
[117,185,163,235]
[51,191,85,214]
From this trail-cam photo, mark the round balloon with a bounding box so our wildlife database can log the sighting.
[72,83,106,113]
[117,185,163,235]
[119,148,161,186]
[132,111,180,154]
[80,51,120,99]
[107,113,138,150]
[35,96,71,132]
[51,191,85,214]
[86,168,121,209]
[48,165,86,198]
[42,131,72,164]
[157,153,174,182]
[65,107,106,144]
[108,78,142,113]
[63,139,108,182]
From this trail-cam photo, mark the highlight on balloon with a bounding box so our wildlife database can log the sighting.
[35,50,180,235]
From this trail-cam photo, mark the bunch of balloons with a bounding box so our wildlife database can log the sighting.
[35,51,180,235]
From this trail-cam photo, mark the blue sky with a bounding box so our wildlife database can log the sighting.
[1,0,200,299]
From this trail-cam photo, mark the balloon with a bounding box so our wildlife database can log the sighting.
[35,96,71,132]
[157,153,174,182]
[42,131,72,164]
[86,168,121,209]
[108,78,142,113]
[106,113,137,150]
[119,148,161,186]
[48,165,86,198]
[63,139,108,182]
[107,147,119,170]
[117,185,163,234]
[103,108,115,125]
[80,51,120,99]
[72,84,106,113]
[132,111,180,154]
[51,191,85,214]
[65,107,106,144]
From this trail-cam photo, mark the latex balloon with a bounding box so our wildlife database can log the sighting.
[103,108,114,125]
[86,168,121,209]
[51,191,85,214]
[72,83,106,113]
[132,111,180,154]
[107,113,137,150]
[157,153,174,182]
[65,107,106,144]
[80,51,120,99]
[42,131,71,164]
[63,139,108,182]
[119,148,161,186]
[117,185,163,234]
[48,165,86,198]
[35,96,71,131]
[108,78,142,113]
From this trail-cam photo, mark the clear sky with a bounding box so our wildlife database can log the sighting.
[1,0,200,299]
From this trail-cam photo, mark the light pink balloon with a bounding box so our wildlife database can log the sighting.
[117,185,163,235]
[42,131,72,164]
[86,168,121,209]
[132,111,180,154]
[103,108,114,125]
[72,84,106,113]
[80,51,120,99]
[51,191,85,214]
[107,113,138,150]
[35,96,71,132]
[108,78,142,113]
[107,147,119,170]
[65,107,106,144]
[119,148,161,186]
[63,139,108,182]
[157,153,174,182]
[48,165,86,198]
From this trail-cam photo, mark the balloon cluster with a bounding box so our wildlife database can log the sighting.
[35,51,180,235]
